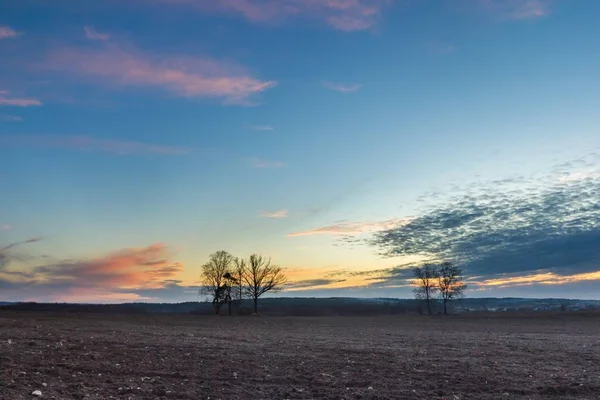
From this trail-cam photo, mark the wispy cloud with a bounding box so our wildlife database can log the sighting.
[84,26,111,41]
[251,157,285,168]
[41,44,277,105]
[322,81,362,93]
[0,237,43,270]
[158,0,390,31]
[0,135,191,156]
[0,91,42,107]
[0,114,23,122]
[0,224,11,231]
[250,125,274,131]
[286,278,347,290]
[260,209,289,219]
[0,26,19,39]
[288,218,412,237]
[477,0,551,20]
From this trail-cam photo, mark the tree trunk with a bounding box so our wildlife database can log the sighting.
[253,297,258,314]
[426,297,432,315]
[443,300,447,315]
[228,300,232,316]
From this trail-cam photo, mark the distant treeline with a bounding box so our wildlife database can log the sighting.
[1,297,599,315]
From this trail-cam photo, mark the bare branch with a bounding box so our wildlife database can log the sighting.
[242,254,287,314]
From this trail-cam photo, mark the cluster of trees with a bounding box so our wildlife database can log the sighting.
[200,250,287,315]
[413,262,467,315]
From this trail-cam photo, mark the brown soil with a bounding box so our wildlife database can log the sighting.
[1,311,599,399]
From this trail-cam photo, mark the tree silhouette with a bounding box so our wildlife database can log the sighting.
[233,257,246,313]
[243,254,287,314]
[200,250,234,314]
[437,262,467,315]
[412,264,439,315]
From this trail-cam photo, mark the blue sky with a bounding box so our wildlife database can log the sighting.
[1,0,600,302]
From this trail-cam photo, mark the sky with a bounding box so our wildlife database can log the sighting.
[1,0,600,303]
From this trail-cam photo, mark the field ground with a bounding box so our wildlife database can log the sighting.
[0,312,599,400]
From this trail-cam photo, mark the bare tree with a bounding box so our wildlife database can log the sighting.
[222,272,238,316]
[437,261,467,315]
[233,257,246,314]
[200,250,234,315]
[243,254,287,314]
[412,264,439,315]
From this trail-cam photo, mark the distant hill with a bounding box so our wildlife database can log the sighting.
[1,297,599,316]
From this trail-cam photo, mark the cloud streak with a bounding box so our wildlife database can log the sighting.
[41,44,276,104]
[0,26,19,39]
[251,157,285,168]
[289,218,411,237]
[0,135,191,156]
[476,0,551,20]
[260,209,289,219]
[84,26,111,41]
[250,125,274,131]
[0,91,42,107]
[322,81,362,93]
[0,237,43,270]
[0,114,22,122]
[158,0,390,31]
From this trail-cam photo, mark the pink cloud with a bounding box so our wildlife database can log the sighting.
[0,135,191,156]
[33,243,183,289]
[159,0,391,31]
[0,224,11,231]
[288,218,412,237]
[476,0,551,20]
[260,209,289,218]
[322,81,362,93]
[251,157,285,168]
[42,45,276,104]
[0,26,19,39]
[0,90,42,107]
[0,242,185,302]
[84,26,111,41]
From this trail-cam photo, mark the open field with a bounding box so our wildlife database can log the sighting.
[1,312,599,400]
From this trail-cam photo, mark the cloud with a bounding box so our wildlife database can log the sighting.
[84,26,111,41]
[0,91,42,107]
[0,135,191,155]
[0,26,19,39]
[0,224,11,231]
[286,278,347,290]
[370,153,600,285]
[322,81,362,93]
[158,0,391,31]
[0,243,184,302]
[260,209,289,219]
[250,125,274,131]
[251,157,285,168]
[0,237,43,270]
[0,114,23,122]
[288,218,411,237]
[475,271,600,288]
[476,0,551,20]
[41,44,276,104]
